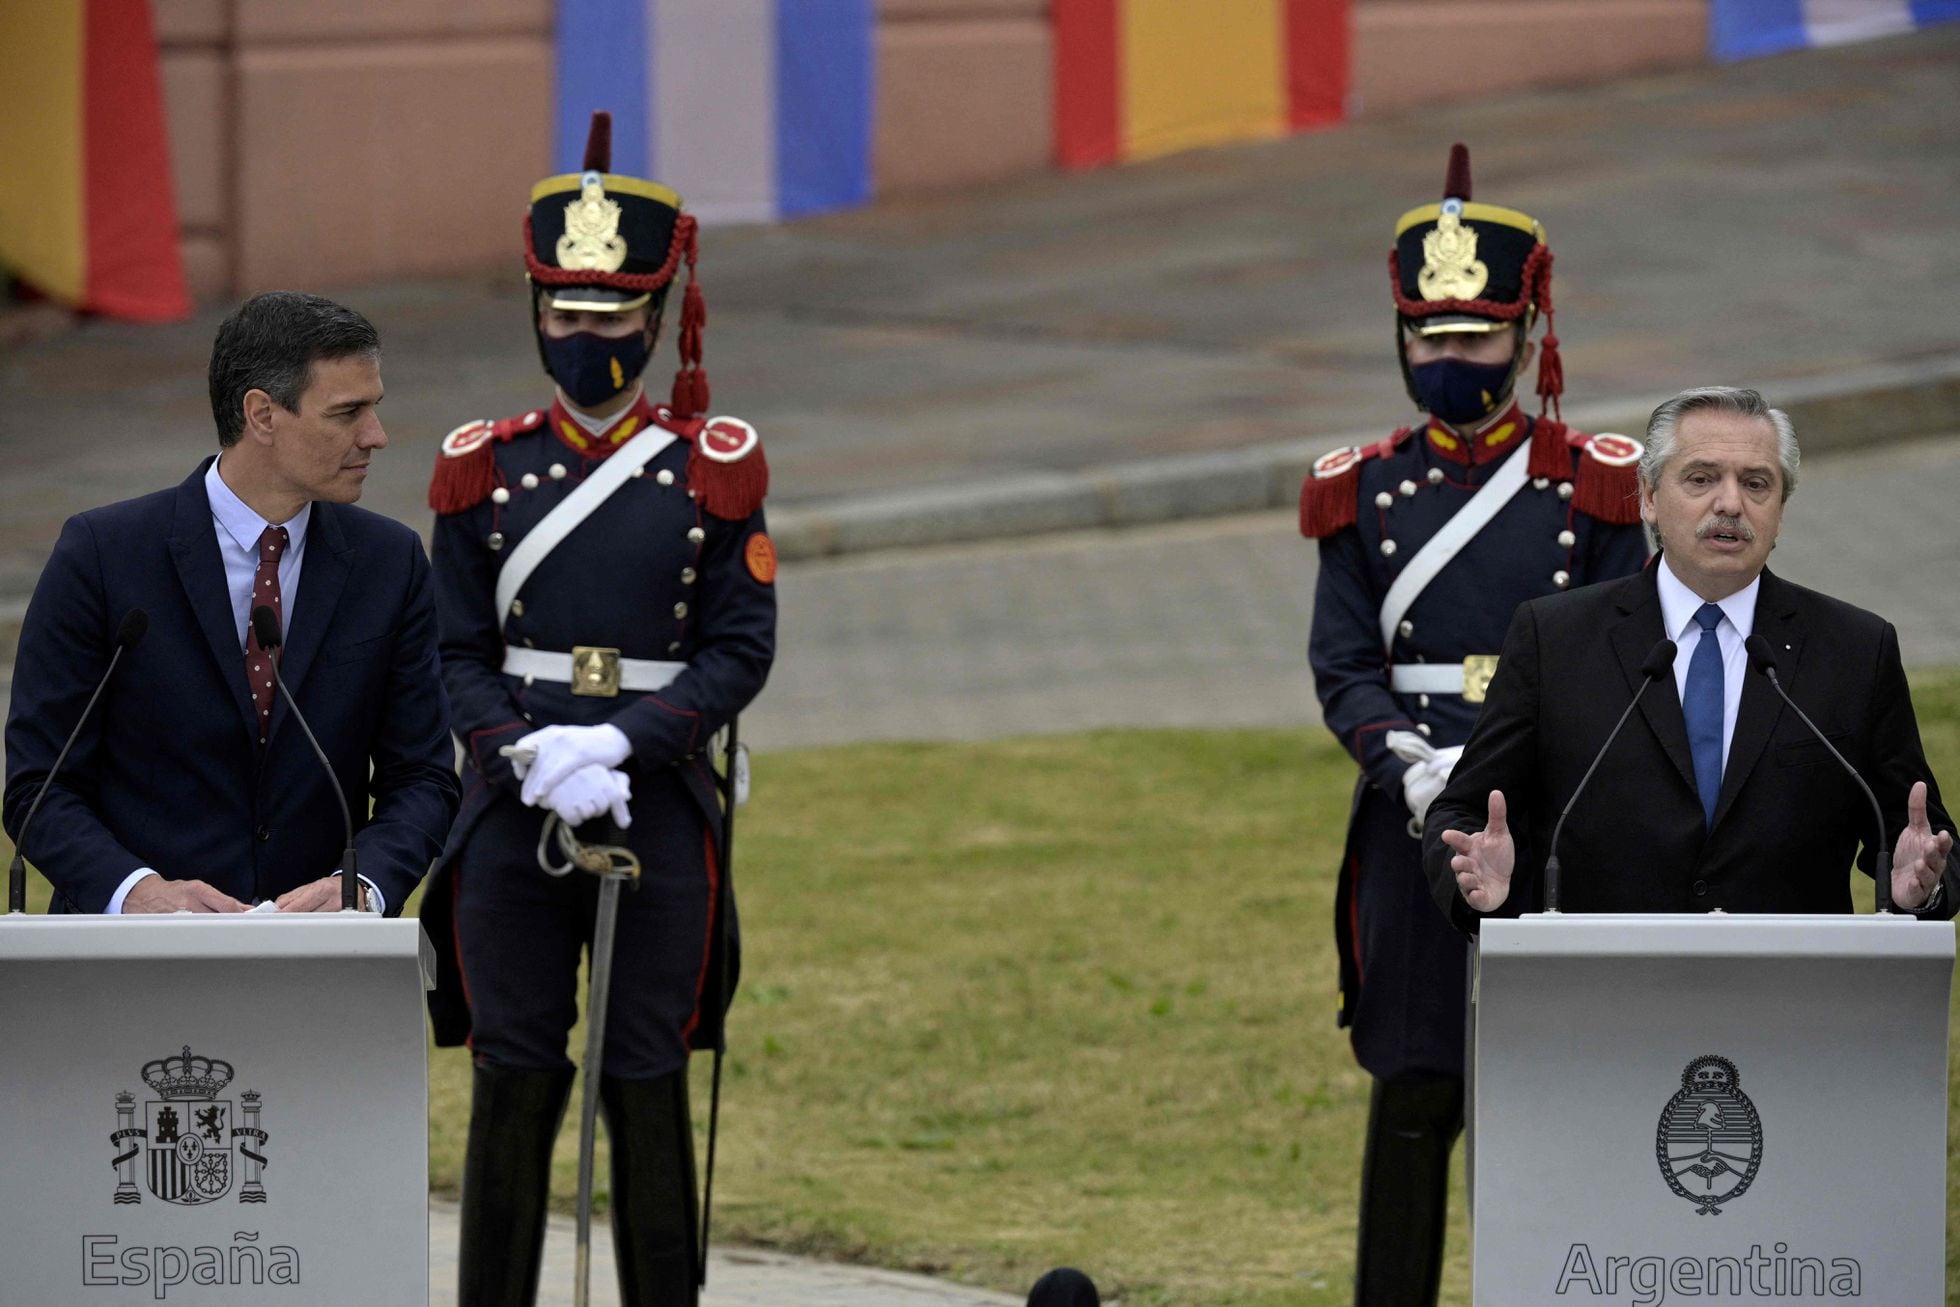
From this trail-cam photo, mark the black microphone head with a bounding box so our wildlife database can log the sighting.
[1027,1268,1099,1307]
[1641,638,1677,681]
[1744,633,1777,676]
[250,605,282,651]
[115,608,149,651]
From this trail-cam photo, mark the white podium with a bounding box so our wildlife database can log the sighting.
[0,915,434,1305]
[1473,913,1953,1305]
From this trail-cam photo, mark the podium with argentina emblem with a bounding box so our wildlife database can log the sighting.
[1471,913,1953,1304]
[0,913,433,1304]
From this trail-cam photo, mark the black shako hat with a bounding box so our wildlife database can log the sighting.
[1388,142,1565,416]
[523,110,712,417]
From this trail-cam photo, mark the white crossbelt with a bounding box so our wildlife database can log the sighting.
[1388,664,1465,694]
[502,647,686,692]
[495,422,678,620]
[1376,440,1532,651]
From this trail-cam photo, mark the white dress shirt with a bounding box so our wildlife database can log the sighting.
[107,459,378,914]
[1655,556,1760,776]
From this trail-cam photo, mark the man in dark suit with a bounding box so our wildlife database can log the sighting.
[3,291,459,915]
[1424,385,1957,925]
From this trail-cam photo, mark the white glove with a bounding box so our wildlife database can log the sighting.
[516,724,632,807]
[1401,757,1451,826]
[539,764,633,829]
[1387,731,1465,826]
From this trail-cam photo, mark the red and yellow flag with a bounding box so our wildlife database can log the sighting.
[0,0,188,321]
[1054,0,1349,169]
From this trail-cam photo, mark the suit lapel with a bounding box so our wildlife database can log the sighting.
[168,461,260,745]
[267,502,353,744]
[1713,570,1801,829]
[1612,567,1698,796]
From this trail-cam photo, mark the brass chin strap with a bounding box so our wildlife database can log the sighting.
[536,815,642,882]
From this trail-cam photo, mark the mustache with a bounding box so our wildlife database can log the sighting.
[1696,515,1755,541]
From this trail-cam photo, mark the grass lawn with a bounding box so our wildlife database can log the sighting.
[12,668,1960,1304]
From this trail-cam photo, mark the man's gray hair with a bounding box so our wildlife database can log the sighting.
[1639,388,1801,547]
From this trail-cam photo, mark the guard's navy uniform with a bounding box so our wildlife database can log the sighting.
[1308,412,1647,1079]
[1299,144,1648,1306]
[426,110,774,1307]
[424,394,774,1076]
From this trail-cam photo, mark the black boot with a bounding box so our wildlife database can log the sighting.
[601,1070,700,1307]
[1354,1071,1463,1307]
[459,1062,575,1307]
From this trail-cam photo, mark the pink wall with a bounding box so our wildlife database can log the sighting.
[151,0,1708,299]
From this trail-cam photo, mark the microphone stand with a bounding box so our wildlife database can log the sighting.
[252,606,359,911]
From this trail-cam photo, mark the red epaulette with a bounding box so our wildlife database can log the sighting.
[1298,429,1413,538]
[1571,428,1643,524]
[662,410,769,521]
[427,409,547,514]
[1522,420,1644,525]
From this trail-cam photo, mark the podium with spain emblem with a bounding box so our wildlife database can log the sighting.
[1471,913,1953,1304]
[0,913,433,1304]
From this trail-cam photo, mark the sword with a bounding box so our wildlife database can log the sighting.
[698,716,742,1287]
[495,765,641,1307]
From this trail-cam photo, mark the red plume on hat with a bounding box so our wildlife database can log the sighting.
[1443,142,1471,201]
[583,110,613,171]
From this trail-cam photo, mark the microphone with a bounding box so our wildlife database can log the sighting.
[1745,634,1892,913]
[252,606,360,911]
[9,609,149,912]
[1543,637,1676,913]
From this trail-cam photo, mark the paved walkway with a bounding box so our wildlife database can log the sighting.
[426,1202,1021,1307]
[4,27,1960,604]
[746,432,1960,752]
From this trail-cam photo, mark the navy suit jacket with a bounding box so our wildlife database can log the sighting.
[3,460,460,913]
[1422,565,1960,929]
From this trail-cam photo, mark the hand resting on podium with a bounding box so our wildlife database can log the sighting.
[121,877,247,913]
[1443,782,1954,914]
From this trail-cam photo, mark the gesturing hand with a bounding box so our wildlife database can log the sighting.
[1440,790,1516,913]
[1891,781,1954,911]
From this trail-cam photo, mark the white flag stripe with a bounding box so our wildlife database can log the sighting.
[1804,0,1917,44]
[654,0,778,225]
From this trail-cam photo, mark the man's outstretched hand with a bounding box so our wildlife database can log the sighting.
[1891,781,1955,911]
[1440,790,1516,913]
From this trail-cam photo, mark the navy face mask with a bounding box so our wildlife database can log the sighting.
[542,329,652,408]
[1410,357,1515,426]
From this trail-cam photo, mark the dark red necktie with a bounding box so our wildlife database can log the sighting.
[246,525,290,748]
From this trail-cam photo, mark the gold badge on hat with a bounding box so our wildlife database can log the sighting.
[1419,207,1488,301]
[557,171,628,273]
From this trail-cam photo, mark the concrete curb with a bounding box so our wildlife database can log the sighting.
[770,355,1960,563]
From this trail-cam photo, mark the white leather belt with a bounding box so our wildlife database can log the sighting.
[502,647,686,694]
[1390,664,1464,693]
[1388,655,1500,703]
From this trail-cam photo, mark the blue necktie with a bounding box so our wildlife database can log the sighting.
[1684,602,1725,827]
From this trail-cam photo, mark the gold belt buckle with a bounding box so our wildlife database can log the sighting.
[571,646,621,697]
[1461,654,1499,704]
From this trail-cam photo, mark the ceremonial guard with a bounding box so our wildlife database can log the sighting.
[1300,145,1647,1305]
[423,113,776,1307]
